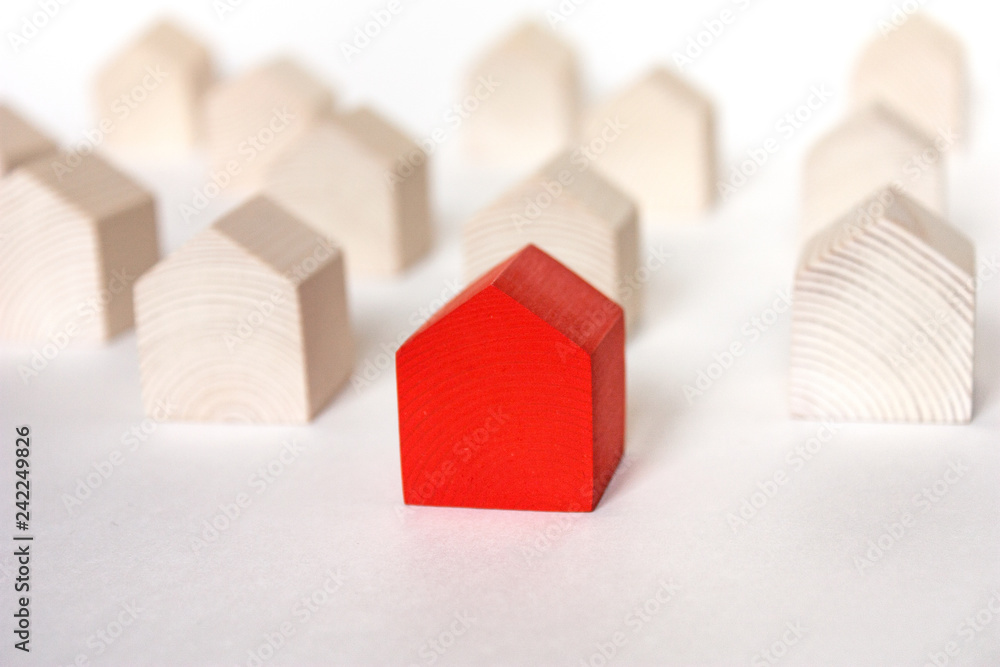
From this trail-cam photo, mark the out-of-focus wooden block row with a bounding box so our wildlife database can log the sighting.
[460,21,717,224]
[91,18,433,278]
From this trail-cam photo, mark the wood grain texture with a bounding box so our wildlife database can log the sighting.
[791,187,975,423]
[852,13,966,144]
[462,22,579,168]
[263,107,432,276]
[204,58,334,190]
[801,104,944,241]
[95,19,214,155]
[0,152,158,343]
[133,196,353,423]
[396,244,625,512]
[462,150,642,331]
[0,104,58,175]
[582,67,716,220]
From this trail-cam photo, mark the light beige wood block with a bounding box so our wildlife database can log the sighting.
[852,14,966,144]
[263,107,431,276]
[95,20,213,155]
[134,196,352,423]
[0,152,159,343]
[791,187,974,423]
[462,150,641,331]
[204,59,334,190]
[801,104,944,241]
[0,105,58,175]
[462,22,579,168]
[583,67,716,220]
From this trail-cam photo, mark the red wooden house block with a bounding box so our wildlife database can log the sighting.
[396,245,625,512]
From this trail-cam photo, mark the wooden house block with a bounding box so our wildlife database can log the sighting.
[852,14,966,144]
[0,152,158,343]
[133,196,352,423]
[791,187,974,423]
[204,59,334,190]
[94,20,213,155]
[396,244,625,512]
[582,67,716,220]
[801,104,944,241]
[263,107,431,276]
[462,22,579,168]
[462,150,641,331]
[0,104,58,175]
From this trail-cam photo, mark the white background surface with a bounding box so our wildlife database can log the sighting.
[2,0,999,665]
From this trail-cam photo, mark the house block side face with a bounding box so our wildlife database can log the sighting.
[205,61,334,189]
[134,231,308,423]
[0,105,58,175]
[584,70,716,218]
[93,196,161,339]
[790,199,974,424]
[397,285,597,512]
[462,24,579,168]
[852,15,966,143]
[95,21,213,154]
[296,251,354,418]
[263,121,408,276]
[801,106,944,240]
[589,313,626,503]
[0,172,105,343]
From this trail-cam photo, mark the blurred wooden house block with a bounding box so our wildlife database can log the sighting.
[95,20,214,155]
[462,150,642,331]
[263,107,431,276]
[462,22,579,169]
[852,14,967,144]
[0,152,159,343]
[801,104,944,241]
[205,59,334,189]
[582,68,716,220]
